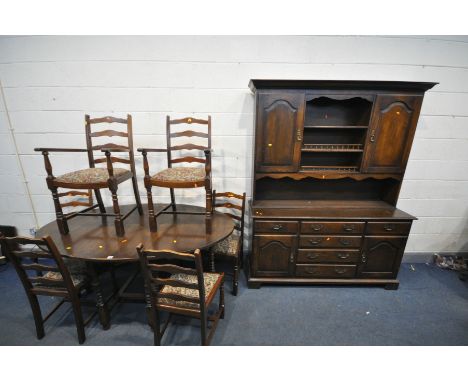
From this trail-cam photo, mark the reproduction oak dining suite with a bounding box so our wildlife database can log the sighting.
[0,79,434,346]
[0,113,246,346]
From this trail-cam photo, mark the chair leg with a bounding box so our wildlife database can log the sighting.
[200,311,208,346]
[109,182,124,237]
[220,282,225,319]
[153,309,162,346]
[50,186,69,235]
[131,175,143,215]
[70,292,86,344]
[210,252,216,272]
[170,188,176,212]
[94,189,106,214]
[27,292,45,340]
[146,185,157,232]
[233,260,239,296]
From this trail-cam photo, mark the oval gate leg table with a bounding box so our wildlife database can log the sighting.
[36,203,234,330]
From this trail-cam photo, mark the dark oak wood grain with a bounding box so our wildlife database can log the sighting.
[36,204,234,263]
[248,80,436,289]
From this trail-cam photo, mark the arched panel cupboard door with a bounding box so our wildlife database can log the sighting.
[357,236,408,279]
[252,235,296,277]
[255,91,305,172]
[362,95,423,173]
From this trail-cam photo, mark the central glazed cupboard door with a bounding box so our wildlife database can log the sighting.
[255,92,305,172]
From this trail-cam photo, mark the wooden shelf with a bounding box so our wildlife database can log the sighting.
[300,165,359,172]
[302,143,363,152]
[304,125,369,129]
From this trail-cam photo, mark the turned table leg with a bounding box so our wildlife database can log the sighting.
[87,262,111,330]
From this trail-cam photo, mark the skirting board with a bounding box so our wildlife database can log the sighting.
[403,252,468,263]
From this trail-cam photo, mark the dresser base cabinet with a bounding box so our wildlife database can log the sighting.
[247,203,415,290]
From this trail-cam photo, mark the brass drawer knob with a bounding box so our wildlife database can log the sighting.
[272,224,283,231]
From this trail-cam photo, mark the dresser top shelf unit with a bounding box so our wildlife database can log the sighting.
[251,79,437,203]
[249,79,438,92]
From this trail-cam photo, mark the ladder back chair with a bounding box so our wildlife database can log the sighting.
[35,114,143,237]
[209,191,246,295]
[138,116,212,232]
[0,233,95,344]
[136,245,224,346]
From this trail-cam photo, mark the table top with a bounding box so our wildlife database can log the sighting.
[36,204,234,262]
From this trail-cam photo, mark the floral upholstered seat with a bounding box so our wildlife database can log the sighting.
[159,272,222,309]
[55,167,130,184]
[211,230,241,257]
[33,257,88,288]
[151,167,205,184]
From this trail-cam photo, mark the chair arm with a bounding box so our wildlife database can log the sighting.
[34,148,87,178]
[100,148,130,153]
[204,149,212,180]
[137,148,168,153]
[34,148,88,153]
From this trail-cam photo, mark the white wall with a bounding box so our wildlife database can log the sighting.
[0,35,467,255]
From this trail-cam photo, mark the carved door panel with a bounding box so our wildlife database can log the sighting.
[255,92,305,172]
[358,236,408,279]
[252,235,296,277]
[362,95,423,173]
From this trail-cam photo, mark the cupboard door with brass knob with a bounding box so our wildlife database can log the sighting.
[362,95,423,173]
[251,235,296,277]
[357,236,408,279]
[255,91,305,172]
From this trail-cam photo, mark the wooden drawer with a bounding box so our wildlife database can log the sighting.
[254,220,299,234]
[299,235,362,248]
[297,249,360,264]
[301,221,365,235]
[366,222,411,236]
[296,264,357,278]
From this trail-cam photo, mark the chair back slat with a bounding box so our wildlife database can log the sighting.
[170,156,206,164]
[157,292,200,305]
[60,201,93,208]
[166,116,211,169]
[215,192,244,200]
[152,277,199,290]
[57,191,90,197]
[28,276,66,287]
[0,234,79,298]
[212,190,247,237]
[170,117,209,125]
[170,143,207,151]
[88,116,128,124]
[91,143,129,151]
[214,202,243,211]
[10,250,54,259]
[22,263,59,272]
[137,245,206,312]
[90,129,128,138]
[169,130,209,139]
[148,263,198,275]
[85,114,136,174]
[94,157,131,165]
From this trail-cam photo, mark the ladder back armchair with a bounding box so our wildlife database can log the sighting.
[34,114,143,237]
[138,116,212,232]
